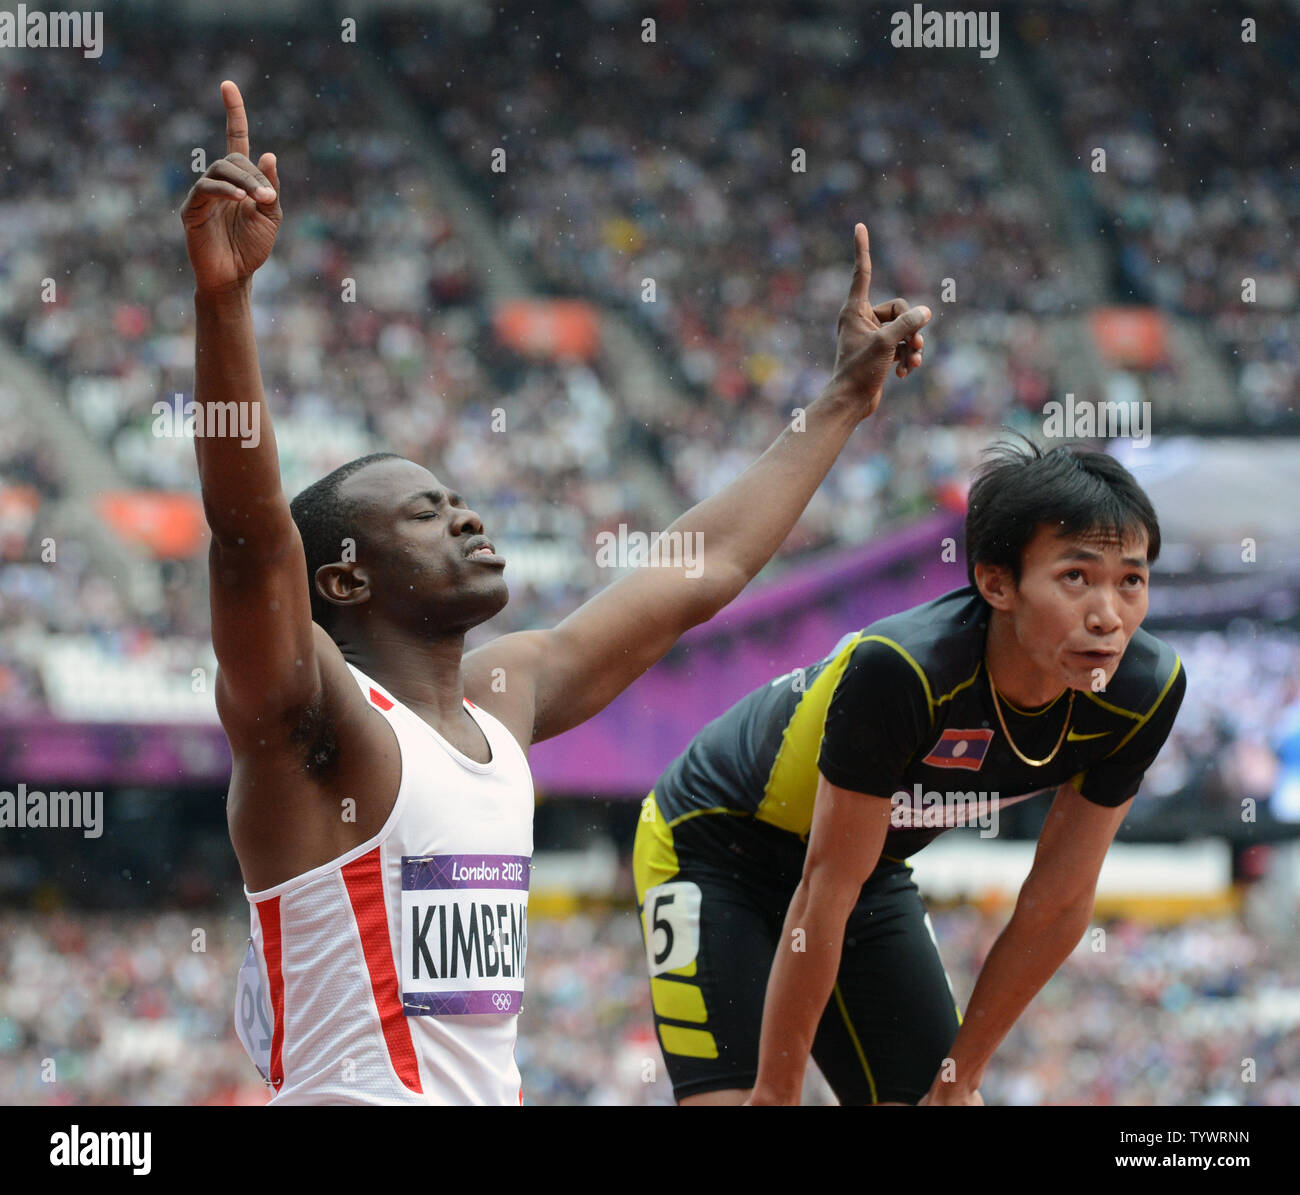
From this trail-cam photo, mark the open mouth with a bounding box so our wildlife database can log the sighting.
[464,538,503,564]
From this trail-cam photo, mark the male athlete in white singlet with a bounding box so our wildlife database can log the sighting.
[181,81,930,1104]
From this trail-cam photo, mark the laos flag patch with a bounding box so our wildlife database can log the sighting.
[923,728,994,771]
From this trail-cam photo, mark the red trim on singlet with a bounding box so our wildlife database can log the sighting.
[255,896,287,1092]
[340,846,424,1094]
[369,687,394,710]
[466,699,477,708]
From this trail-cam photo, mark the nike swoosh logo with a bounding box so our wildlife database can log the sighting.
[1067,729,1111,741]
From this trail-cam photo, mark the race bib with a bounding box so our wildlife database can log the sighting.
[400,854,530,1016]
[642,881,702,977]
[235,939,273,1082]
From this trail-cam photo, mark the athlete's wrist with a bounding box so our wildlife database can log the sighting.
[194,278,254,306]
[928,1056,986,1101]
[923,1079,984,1106]
[815,379,877,423]
[746,1080,800,1106]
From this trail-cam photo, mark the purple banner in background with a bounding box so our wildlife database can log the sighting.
[0,717,232,786]
[528,510,966,794]
[0,512,965,796]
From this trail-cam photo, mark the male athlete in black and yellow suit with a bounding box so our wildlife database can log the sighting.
[634,439,1186,1105]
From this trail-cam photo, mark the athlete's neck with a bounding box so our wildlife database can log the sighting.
[342,630,469,728]
[983,611,1067,711]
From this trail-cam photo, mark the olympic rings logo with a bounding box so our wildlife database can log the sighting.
[491,992,513,1011]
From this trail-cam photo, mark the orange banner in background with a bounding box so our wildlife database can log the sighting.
[494,299,601,361]
[1089,306,1169,369]
[0,483,40,521]
[0,484,41,558]
[97,492,207,558]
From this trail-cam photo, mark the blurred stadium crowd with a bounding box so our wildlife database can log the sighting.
[1026,0,1299,425]
[1,904,1294,1106]
[384,4,1074,532]
[1129,628,1300,827]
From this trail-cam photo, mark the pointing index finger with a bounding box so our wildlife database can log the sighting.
[222,80,250,159]
[849,222,872,308]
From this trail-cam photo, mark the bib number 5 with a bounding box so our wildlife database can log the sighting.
[642,881,702,977]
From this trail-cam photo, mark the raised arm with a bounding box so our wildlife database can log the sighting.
[467,225,932,743]
[181,82,320,740]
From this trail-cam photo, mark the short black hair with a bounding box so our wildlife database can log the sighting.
[289,452,406,630]
[965,432,1160,594]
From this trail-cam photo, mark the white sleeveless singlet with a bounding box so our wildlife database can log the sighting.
[234,663,535,1104]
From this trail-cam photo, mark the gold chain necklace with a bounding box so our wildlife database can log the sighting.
[986,660,1074,767]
